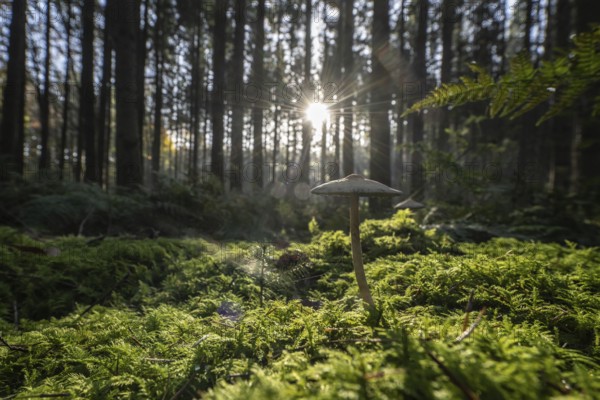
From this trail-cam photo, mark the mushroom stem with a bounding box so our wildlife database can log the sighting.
[349,195,374,307]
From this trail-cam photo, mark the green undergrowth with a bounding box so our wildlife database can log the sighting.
[1,212,599,399]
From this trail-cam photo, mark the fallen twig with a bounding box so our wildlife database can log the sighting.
[169,372,196,400]
[0,334,28,352]
[456,307,487,343]
[128,327,146,348]
[144,358,175,363]
[462,289,476,331]
[226,373,251,380]
[425,348,479,400]
[1,393,70,399]
[78,208,95,237]
[74,271,131,322]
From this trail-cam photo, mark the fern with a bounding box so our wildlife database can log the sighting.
[405,27,600,125]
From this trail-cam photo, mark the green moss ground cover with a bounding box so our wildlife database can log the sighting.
[1,211,599,399]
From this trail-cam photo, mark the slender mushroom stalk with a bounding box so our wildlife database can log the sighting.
[311,174,402,307]
[349,194,373,306]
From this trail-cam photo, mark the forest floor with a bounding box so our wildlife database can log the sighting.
[1,211,599,399]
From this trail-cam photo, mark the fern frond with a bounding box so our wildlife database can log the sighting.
[406,27,600,125]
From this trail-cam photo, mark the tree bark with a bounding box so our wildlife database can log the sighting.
[230,0,246,190]
[98,0,114,187]
[369,0,392,212]
[115,0,143,188]
[151,0,164,186]
[342,0,354,176]
[300,0,312,183]
[408,0,428,193]
[39,0,52,173]
[575,0,600,200]
[369,0,392,171]
[189,8,202,184]
[437,0,454,155]
[59,0,72,181]
[0,0,27,179]
[137,0,150,176]
[252,0,266,189]
[210,0,227,186]
[81,0,97,182]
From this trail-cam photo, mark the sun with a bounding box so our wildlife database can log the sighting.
[305,103,329,126]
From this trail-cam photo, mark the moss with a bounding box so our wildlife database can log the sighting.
[1,225,600,399]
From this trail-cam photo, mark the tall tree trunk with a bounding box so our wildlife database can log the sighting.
[115,0,143,188]
[285,112,290,167]
[548,0,572,193]
[211,0,227,186]
[189,14,201,184]
[515,0,538,205]
[230,0,246,190]
[300,0,312,183]
[437,0,454,154]
[272,9,284,180]
[408,0,428,194]
[575,0,600,200]
[81,0,97,182]
[369,0,392,212]
[395,0,407,189]
[331,3,342,180]
[252,0,266,189]
[98,0,114,187]
[39,0,52,173]
[151,0,164,186]
[320,120,327,181]
[342,0,354,176]
[59,0,72,181]
[0,0,27,179]
[137,0,150,177]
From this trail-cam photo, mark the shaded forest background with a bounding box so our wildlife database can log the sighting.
[0,0,599,239]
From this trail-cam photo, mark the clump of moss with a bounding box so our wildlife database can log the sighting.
[360,210,456,259]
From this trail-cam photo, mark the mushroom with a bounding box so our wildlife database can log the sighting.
[311,174,402,307]
[394,198,425,211]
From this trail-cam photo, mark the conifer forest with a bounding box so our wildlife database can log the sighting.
[1,0,599,398]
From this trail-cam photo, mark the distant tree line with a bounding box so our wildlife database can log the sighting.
[0,0,598,206]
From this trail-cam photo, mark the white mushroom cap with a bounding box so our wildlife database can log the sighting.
[311,174,402,197]
[394,198,425,209]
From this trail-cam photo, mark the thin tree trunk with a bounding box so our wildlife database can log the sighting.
[409,0,428,194]
[151,0,164,186]
[189,16,200,183]
[0,0,27,179]
[59,0,72,181]
[81,0,96,182]
[211,0,227,185]
[230,0,246,190]
[115,0,143,188]
[252,0,266,188]
[300,0,312,183]
[137,0,150,177]
[550,0,572,192]
[285,112,290,167]
[98,0,113,187]
[395,0,407,189]
[437,0,453,153]
[515,0,538,205]
[369,0,392,212]
[575,0,600,199]
[39,0,52,173]
[342,0,354,176]
[272,9,284,179]
[321,120,327,182]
